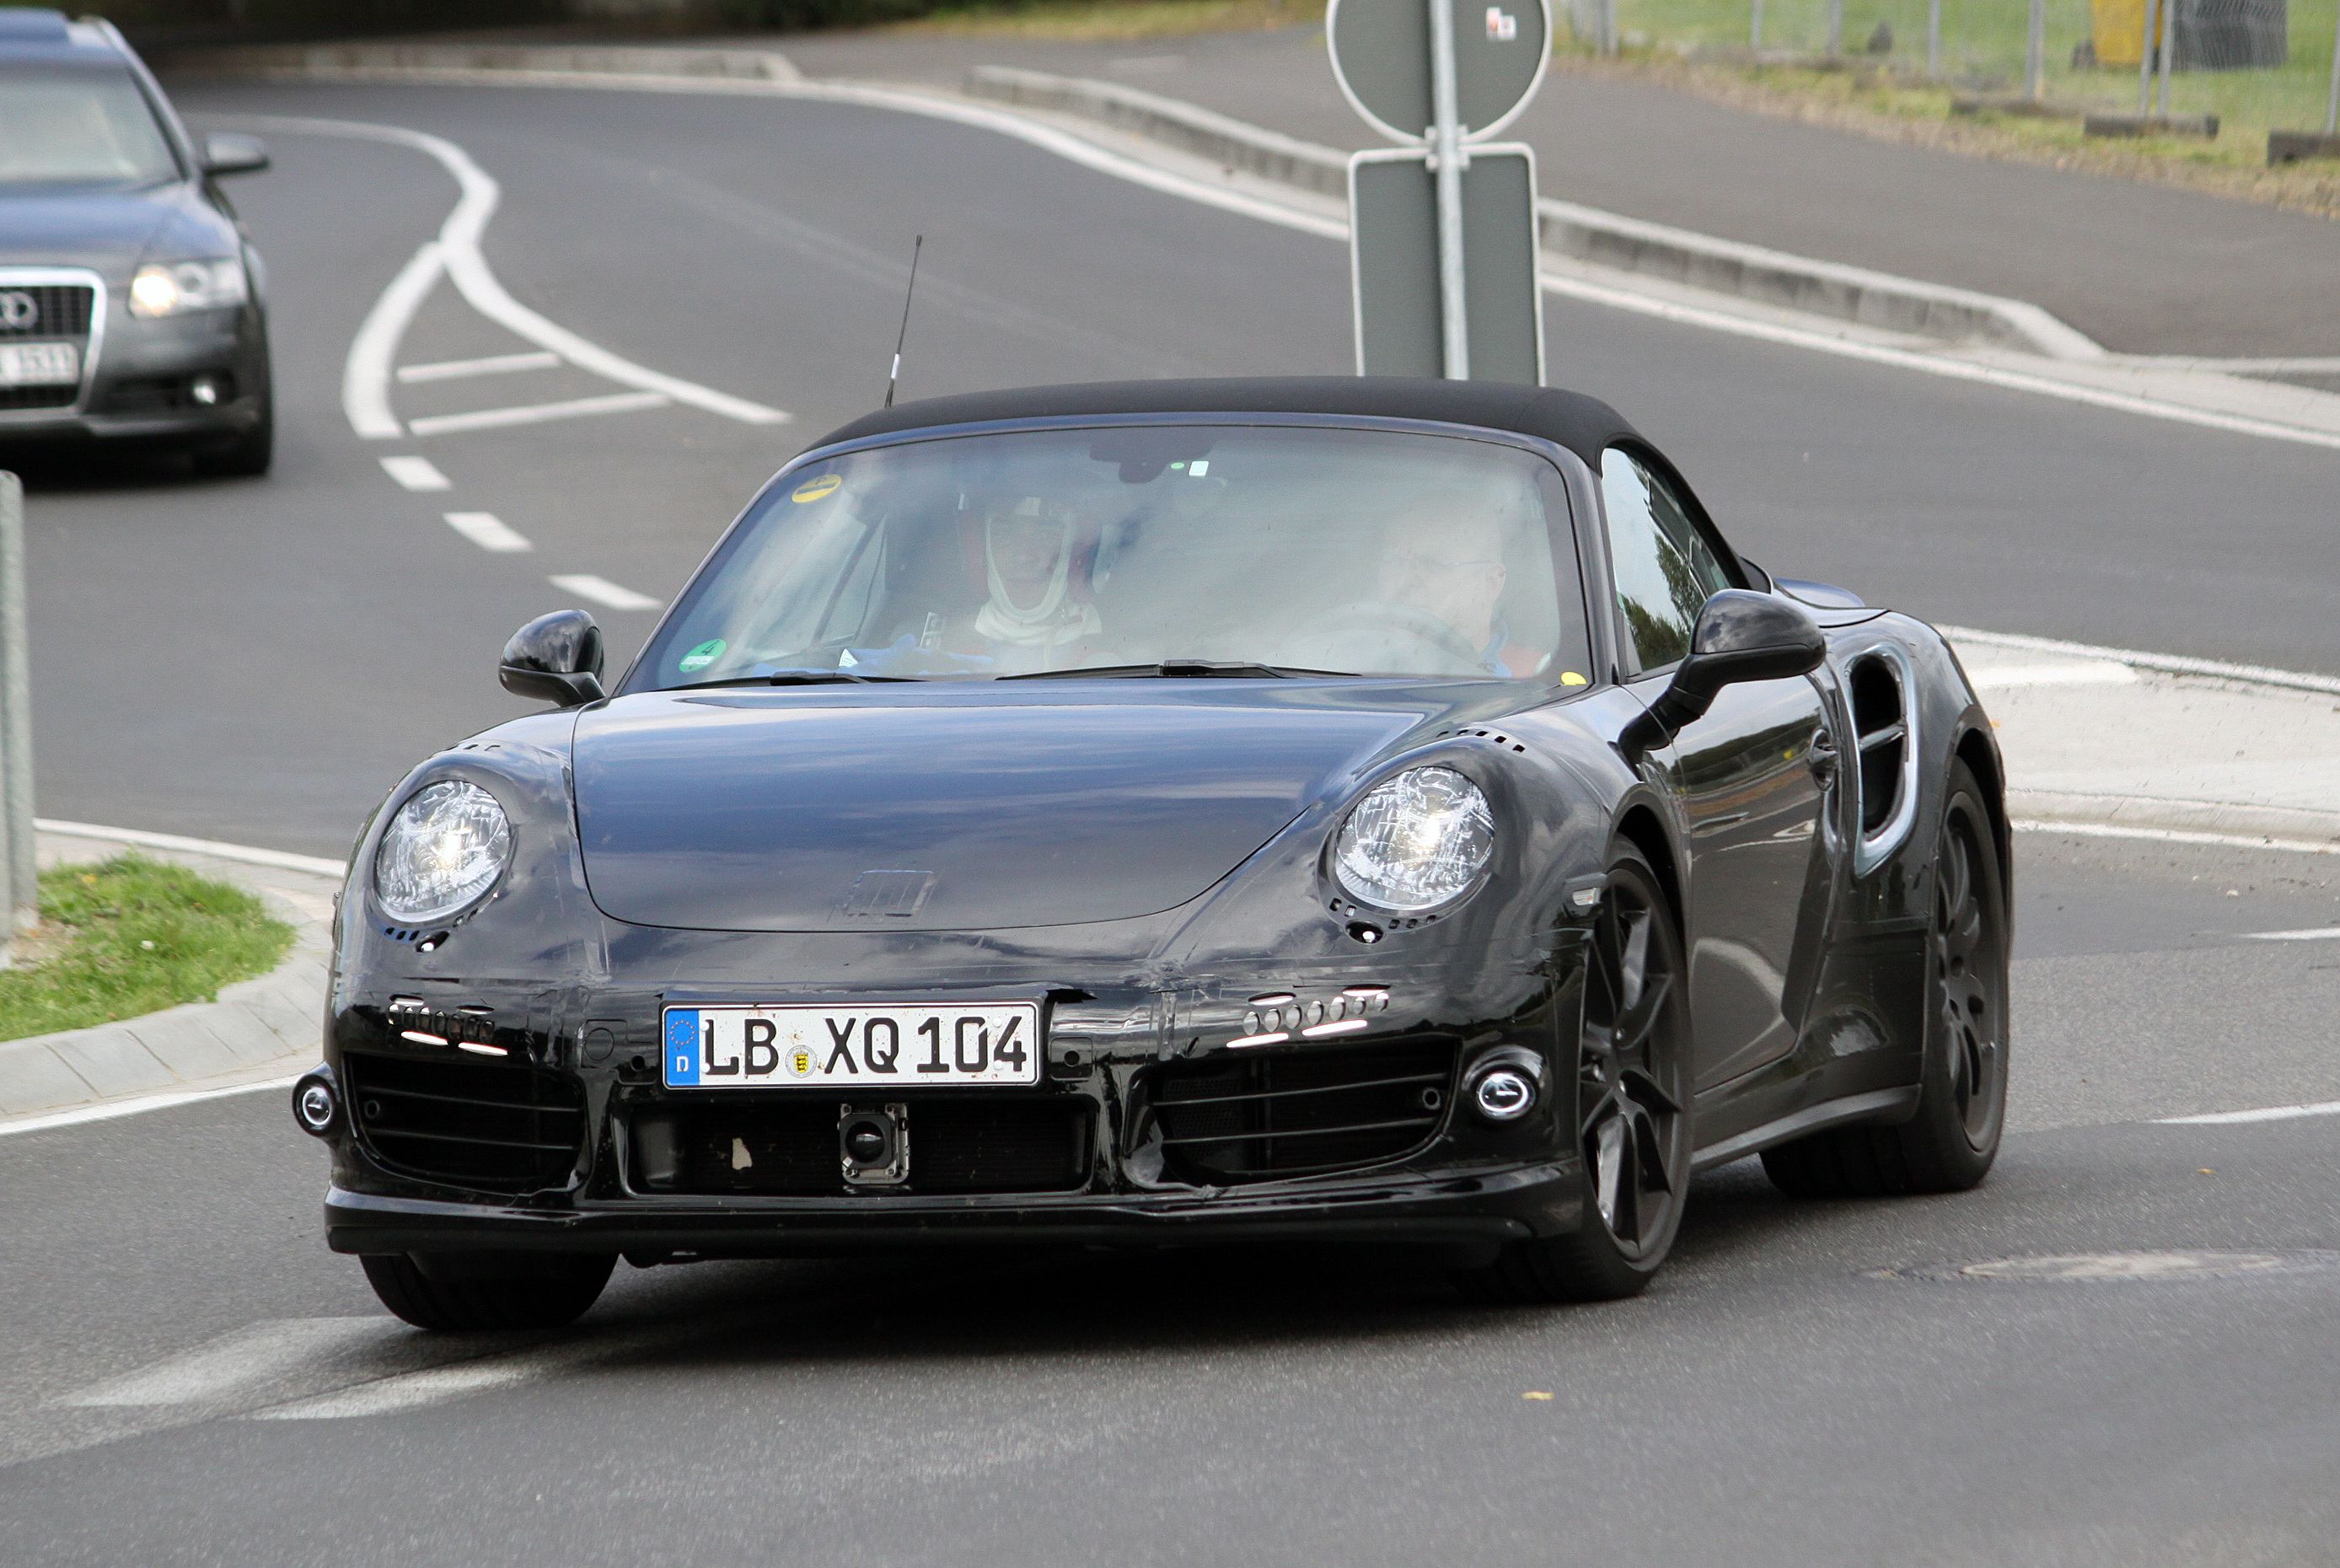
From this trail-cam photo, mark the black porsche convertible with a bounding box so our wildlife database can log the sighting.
[297,378,2010,1330]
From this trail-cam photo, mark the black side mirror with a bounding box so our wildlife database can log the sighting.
[1621,590,1825,761]
[501,610,606,707]
[201,132,270,177]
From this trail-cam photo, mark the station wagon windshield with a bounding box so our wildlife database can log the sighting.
[0,69,179,188]
[636,425,1591,689]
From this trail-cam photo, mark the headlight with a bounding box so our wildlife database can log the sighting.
[1333,765,1495,913]
[128,257,247,318]
[373,781,513,923]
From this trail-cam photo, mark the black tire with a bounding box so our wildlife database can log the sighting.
[1762,759,2009,1199]
[191,399,272,478]
[361,1251,615,1332]
[1460,844,1693,1303]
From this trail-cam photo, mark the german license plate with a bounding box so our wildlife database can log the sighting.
[662,1002,1040,1088]
[0,341,78,388]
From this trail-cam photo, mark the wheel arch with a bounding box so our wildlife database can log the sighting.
[1952,719,2011,895]
[1613,801,1684,935]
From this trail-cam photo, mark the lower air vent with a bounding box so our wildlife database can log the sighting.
[345,1051,585,1192]
[639,1097,1091,1196]
[1849,650,1913,861]
[1145,1039,1457,1184]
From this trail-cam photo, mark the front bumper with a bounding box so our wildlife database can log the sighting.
[0,303,265,447]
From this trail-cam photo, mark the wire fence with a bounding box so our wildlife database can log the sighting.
[1561,0,2340,137]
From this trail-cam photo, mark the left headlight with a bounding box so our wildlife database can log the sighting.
[373,781,513,923]
[1333,765,1495,913]
[128,257,248,318]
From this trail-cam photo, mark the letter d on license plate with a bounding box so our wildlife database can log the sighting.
[662,1002,1041,1088]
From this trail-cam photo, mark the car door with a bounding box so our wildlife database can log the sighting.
[1597,446,1833,1093]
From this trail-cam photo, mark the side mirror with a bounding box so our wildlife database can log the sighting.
[500,609,606,707]
[201,132,270,178]
[1621,590,1825,761]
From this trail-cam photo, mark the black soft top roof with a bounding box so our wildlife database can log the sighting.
[813,377,1644,469]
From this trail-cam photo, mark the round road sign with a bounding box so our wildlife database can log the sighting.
[1327,0,1554,146]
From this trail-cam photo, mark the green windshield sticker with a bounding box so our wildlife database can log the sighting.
[679,638,727,674]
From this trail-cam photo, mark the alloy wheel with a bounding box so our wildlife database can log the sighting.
[1933,798,2005,1149]
[1579,869,1689,1259]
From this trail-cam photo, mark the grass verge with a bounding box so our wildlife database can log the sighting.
[0,855,293,1044]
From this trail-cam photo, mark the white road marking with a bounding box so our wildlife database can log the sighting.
[2157,1100,2340,1125]
[1966,663,2140,690]
[2011,819,2340,856]
[378,454,450,491]
[32,817,347,877]
[0,1074,300,1140]
[442,510,533,552]
[253,1356,545,1420]
[217,113,789,438]
[396,349,561,383]
[2241,926,2340,942]
[1944,626,2340,698]
[406,389,668,438]
[62,1319,394,1408]
[550,573,662,611]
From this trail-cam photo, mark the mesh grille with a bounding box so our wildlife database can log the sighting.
[0,284,94,339]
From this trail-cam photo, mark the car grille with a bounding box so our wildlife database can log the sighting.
[1144,1039,1457,1184]
[345,1050,586,1193]
[0,282,94,412]
[641,1097,1092,1196]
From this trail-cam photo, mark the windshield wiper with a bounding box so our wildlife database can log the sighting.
[670,669,919,691]
[999,659,1350,680]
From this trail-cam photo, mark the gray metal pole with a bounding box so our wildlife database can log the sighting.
[1428,0,1471,379]
[1750,0,1764,52]
[2136,0,2158,113]
[2324,0,2337,134]
[2155,0,2175,115]
[0,471,31,950]
[1926,0,1940,77]
[1602,0,1618,55]
[2026,0,2046,98]
[1827,0,1844,55]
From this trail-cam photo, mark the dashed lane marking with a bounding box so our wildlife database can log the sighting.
[397,350,561,384]
[2157,1100,2340,1125]
[550,573,662,612]
[443,510,533,553]
[406,389,669,438]
[379,454,449,491]
[2241,926,2340,942]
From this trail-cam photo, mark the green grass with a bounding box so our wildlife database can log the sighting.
[0,855,294,1044]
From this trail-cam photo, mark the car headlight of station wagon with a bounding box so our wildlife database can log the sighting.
[128,257,247,318]
[1333,765,1494,913]
[373,781,513,923]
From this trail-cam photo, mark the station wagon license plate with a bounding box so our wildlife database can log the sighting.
[0,342,79,388]
[662,1002,1040,1088]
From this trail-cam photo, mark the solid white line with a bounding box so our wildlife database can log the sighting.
[550,572,661,611]
[378,454,449,491]
[1943,626,2340,696]
[221,113,789,432]
[62,1319,395,1408]
[2011,819,2340,856]
[442,510,533,552]
[2241,926,2340,942]
[2156,1100,2340,1125]
[406,389,668,437]
[1966,663,2139,690]
[0,1075,301,1140]
[34,818,347,876]
[396,349,561,383]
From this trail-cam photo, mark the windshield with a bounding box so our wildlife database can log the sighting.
[634,424,1591,690]
[0,69,179,189]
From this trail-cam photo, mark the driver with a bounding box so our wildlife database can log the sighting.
[951,495,1103,674]
[1379,501,1548,678]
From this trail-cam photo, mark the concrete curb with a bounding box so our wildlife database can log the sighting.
[961,65,2107,362]
[2008,790,2340,848]
[0,835,335,1125]
[164,40,802,84]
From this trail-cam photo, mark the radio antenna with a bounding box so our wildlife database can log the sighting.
[883,234,923,409]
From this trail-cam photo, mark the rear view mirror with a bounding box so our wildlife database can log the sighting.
[201,132,270,177]
[501,609,606,707]
[1622,590,1825,760]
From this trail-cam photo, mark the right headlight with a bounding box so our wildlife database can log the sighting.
[128,257,248,318]
[1333,765,1495,913]
[373,781,513,923]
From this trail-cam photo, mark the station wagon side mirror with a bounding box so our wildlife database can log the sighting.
[1620,590,1826,762]
[201,132,270,178]
[501,609,606,707]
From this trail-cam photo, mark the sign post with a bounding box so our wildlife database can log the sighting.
[1328,0,1554,384]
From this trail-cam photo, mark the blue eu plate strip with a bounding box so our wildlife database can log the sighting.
[663,1008,700,1086]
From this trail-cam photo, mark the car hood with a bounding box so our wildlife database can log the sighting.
[571,683,1470,932]
[0,183,219,273]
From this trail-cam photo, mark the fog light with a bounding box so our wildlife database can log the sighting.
[1465,1050,1544,1124]
[292,1071,338,1136]
[190,376,220,406]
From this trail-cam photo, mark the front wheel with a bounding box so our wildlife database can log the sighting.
[1762,758,2009,1198]
[362,1251,614,1332]
[1460,845,1692,1303]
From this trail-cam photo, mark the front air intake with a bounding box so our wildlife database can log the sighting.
[344,1050,584,1193]
[1141,1038,1457,1184]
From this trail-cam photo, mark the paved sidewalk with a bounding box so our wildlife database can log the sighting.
[766,24,2340,360]
[0,830,335,1129]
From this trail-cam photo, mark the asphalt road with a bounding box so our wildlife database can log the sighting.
[1,75,2336,1565]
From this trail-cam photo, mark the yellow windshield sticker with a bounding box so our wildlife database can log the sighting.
[792,474,842,504]
[1559,670,1588,687]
